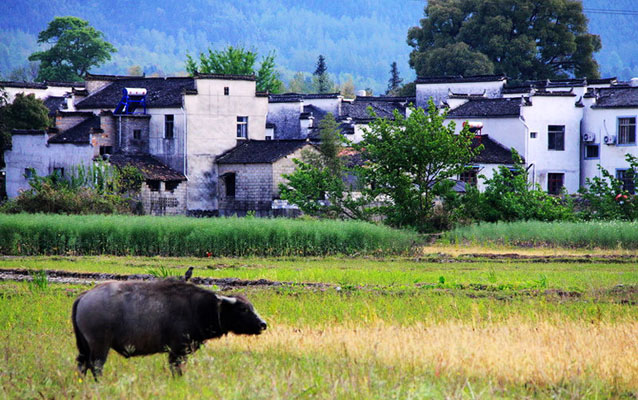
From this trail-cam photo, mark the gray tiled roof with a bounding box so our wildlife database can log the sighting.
[216,140,310,164]
[591,87,638,108]
[472,135,522,164]
[48,115,101,144]
[340,98,406,122]
[76,77,195,109]
[447,98,525,118]
[109,154,186,181]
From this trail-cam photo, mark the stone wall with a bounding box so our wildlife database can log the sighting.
[140,180,187,216]
[217,163,273,215]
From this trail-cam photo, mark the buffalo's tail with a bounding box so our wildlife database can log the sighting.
[71,294,90,375]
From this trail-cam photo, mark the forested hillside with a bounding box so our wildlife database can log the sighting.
[0,0,636,92]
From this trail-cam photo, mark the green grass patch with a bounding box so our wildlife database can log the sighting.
[0,214,419,257]
[443,220,638,249]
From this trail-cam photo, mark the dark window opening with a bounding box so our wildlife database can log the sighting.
[53,167,64,177]
[100,146,113,155]
[618,117,636,145]
[133,129,141,140]
[165,115,174,139]
[548,125,565,151]
[224,87,230,95]
[459,167,479,187]
[548,173,564,195]
[24,168,34,180]
[265,135,272,140]
[530,131,537,139]
[237,116,248,139]
[165,181,180,192]
[584,144,599,159]
[148,180,161,192]
[225,173,236,197]
[617,169,636,194]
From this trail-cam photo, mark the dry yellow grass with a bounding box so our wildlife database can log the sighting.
[422,244,638,257]
[213,320,638,391]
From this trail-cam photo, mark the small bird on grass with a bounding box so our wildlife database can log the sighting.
[184,267,194,282]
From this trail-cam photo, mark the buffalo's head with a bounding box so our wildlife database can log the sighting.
[219,295,267,335]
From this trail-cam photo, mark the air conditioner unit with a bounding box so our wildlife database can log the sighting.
[582,132,595,142]
[604,135,617,145]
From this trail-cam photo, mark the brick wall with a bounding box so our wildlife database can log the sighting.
[140,180,187,215]
[217,163,273,215]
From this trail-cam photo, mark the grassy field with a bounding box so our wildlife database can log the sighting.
[443,220,638,249]
[0,254,637,399]
[0,214,418,257]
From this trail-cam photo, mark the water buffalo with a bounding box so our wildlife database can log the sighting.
[71,280,267,378]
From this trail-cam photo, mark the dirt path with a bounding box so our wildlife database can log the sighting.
[0,268,332,290]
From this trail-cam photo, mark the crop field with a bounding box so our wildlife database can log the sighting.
[1,253,637,399]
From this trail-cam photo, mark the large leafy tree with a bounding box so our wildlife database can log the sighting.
[0,92,51,170]
[186,46,284,93]
[407,0,602,80]
[29,17,116,82]
[358,99,481,231]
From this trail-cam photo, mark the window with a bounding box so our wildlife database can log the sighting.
[459,167,479,187]
[24,168,34,179]
[53,167,64,177]
[133,129,141,140]
[584,144,599,159]
[165,115,174,139]
[617,169,636,194]
[100,146,113,155]
[548,125,565,151]
[224,87,230,95]
[225,173,236,197]
[165,181,180,192]
[265,135,272,141]
[530,131,537,139]
[547,173,564,195]
[236,116,248,139]
[618,117,636,145]
[148,180,161,192]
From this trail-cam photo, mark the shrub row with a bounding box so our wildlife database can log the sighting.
[0,214,419,257]
[442,220,638,249]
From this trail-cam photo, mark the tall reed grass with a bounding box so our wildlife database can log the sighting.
[443,220,638,249]
[0,214,418,256]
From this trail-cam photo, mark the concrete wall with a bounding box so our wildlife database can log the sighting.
[522,95,583,193]
[582,106,638,187]
[184,77,268,211]
[4,132,93,198]
[417,80,505,107]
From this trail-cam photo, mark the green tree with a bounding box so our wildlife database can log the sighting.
[358,99,481,231]
[340,76,355,99]
[28,16,116,82]
[288,72,313,93]
[407,0,602,80]
[313,55,334,93]
[186,46,283,93]
[280,113,369,219]
[386,62,403,95]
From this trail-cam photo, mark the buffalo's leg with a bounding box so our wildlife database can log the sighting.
[168,351,187,377]
[76,352,89,376]
[88,346,110,381]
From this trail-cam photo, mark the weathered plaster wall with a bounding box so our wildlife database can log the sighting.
[184,77,267,211]
[217,163,273,215]
[267,102,302,139]
[4,133,93,198]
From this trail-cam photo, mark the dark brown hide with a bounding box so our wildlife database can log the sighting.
[71,280,266,378]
